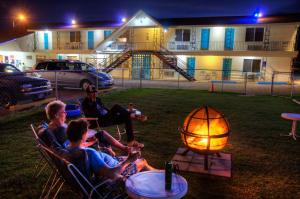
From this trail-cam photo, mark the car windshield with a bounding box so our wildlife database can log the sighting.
[0,64,21,73]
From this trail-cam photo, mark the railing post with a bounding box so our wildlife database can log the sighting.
[290,70,295,98]
[139,66,142,88]
[177,71,180,89]
[221,71,224,93]
[55,70,58,100]
[244,72,248,95]
[122,66,124,87]
[271,71,275,96]
[96,68,99,90]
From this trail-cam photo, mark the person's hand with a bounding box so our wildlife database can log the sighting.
[127,150,140,163]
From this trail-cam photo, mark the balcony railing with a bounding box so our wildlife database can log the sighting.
[167,41,295,52]
[102,42,159,51]
[64,42,83,50]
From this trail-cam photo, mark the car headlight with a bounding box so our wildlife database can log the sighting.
[46,81,51,87]
[20,84,32,92]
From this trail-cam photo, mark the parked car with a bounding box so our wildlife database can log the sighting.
[0,63,52,108]
[33,60,114,90]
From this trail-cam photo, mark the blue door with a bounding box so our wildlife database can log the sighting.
[87,31,94,49]
[104,30,112,39]
[201,29,210,50]
[44,33,49,50]
[132,53,151,80]
[222,58,232,80]
[104,30,113,48]
[224,28,235,50]
[187,57,195,77]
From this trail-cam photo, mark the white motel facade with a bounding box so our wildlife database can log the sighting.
[0,10,299,83]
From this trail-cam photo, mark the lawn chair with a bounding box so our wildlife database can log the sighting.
[39,144,128,199]
[31,124,66,199]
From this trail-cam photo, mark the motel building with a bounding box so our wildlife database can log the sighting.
[1,10,300,83]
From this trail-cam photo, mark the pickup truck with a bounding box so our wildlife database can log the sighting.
[0,63,52,108]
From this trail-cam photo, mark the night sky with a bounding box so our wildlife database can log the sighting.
[0,0,300,29]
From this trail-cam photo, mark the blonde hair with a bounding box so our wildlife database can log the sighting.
[45,100,66,120]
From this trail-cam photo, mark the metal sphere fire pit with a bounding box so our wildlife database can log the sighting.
[179,106,230,170]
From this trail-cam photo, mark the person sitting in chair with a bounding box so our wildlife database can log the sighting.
[66,119,155,181]
[81,85,144,147]
[39,100,130,156]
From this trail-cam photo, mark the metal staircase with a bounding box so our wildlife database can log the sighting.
[102,49,132,73]
[153,46,196,81]
[101,44,196,81]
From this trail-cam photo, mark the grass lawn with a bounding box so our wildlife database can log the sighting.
[0,88,300,199]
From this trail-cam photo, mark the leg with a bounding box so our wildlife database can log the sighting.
[108,104,135,143]
[291,120,297,140]
[100,130,129,153]
[135,159,156,172]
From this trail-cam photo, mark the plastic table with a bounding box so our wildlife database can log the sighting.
[281,113,300,140]
[126,170,188,199]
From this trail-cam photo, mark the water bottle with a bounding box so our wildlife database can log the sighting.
[165,161,173,190]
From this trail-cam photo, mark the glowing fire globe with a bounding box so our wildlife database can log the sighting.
[180,106,230,153]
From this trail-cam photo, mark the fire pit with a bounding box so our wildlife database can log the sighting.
[179,105,230,170]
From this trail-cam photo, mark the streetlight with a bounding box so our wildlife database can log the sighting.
[13,13,27,28]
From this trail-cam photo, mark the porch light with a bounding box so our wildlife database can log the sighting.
[254,12,263,18]
[71,19,76,25]
[122,17,127,23]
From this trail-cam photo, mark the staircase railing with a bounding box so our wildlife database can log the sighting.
[101,48,132,73]
[158,45,195,81]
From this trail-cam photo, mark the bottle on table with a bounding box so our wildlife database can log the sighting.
[165,161,173,191]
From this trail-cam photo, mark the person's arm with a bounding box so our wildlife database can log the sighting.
[97,158,132,180]
[90,150,139,180]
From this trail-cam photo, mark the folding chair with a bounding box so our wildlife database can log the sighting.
[31,124,66,199]
[39,145,128,199]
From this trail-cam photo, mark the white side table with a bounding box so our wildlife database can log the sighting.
[281,113,300,140]
[126,170,188,199]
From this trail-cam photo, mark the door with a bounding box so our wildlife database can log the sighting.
[44,33,49,50]
[224,28,235,50]
[201,29,210,50]
[104,30,113,48]
[87,31,94,49]
[132,53,151,80]
[222,58,232,80]
[187,57,195,78]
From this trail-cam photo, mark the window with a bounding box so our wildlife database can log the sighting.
[66,63,81,70]
[175,29,190,41]
[70,31,81,42]
[243,59,261,72]
[47,62,64,70]
[245,28,264,42]
[36,62,47,70]
[2,64,20,73]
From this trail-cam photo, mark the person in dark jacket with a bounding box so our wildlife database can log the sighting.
[81,85,144,148]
